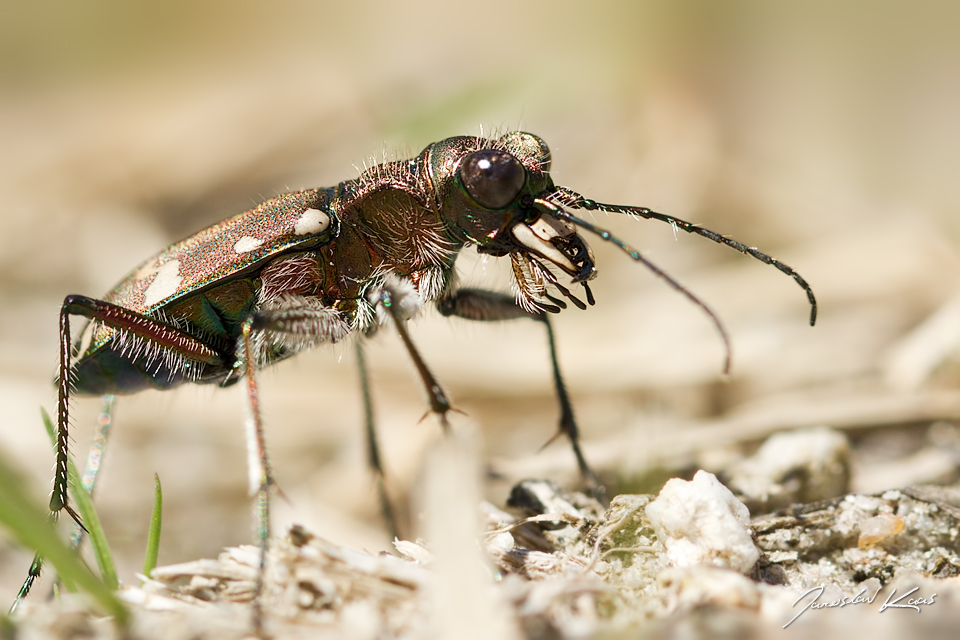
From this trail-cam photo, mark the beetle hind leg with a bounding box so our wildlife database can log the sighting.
[238,297,353,633]
[237,317,272,636]
[15,296,224,605]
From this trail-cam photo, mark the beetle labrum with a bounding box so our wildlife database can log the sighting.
[17,131,816,628]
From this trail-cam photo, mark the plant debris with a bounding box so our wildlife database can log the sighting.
[11,470,960,639]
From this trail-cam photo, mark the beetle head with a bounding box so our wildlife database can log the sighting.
[425,130,817,369]
[428,131,597,312]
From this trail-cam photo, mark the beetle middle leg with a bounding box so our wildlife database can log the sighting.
[436,288,606,502]
[237,287,456,631]
[355,339,400,540]
[240,297,352,632]
[349,279,454,541]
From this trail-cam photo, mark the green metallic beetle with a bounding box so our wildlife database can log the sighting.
[21,131,817,630]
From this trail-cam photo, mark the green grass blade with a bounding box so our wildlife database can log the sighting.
[0,444,127,622]
[143,473,162,578]
[40,408,119,591]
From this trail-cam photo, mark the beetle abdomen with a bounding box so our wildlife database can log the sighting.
[72,344,235,395]
[71,277,261,395]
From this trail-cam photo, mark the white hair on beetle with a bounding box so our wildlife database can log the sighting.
[370,274,423,327]
[255,294,351,365]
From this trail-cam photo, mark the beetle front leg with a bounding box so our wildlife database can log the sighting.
[437,288,606,502]
[377,282,454,431]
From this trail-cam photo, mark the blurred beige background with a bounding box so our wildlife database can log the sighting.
[2,0,959,598]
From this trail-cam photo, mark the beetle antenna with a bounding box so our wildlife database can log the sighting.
[530,197,732,375]
[554,186,817,326]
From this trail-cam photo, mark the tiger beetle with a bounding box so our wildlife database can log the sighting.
[14,131,816,632]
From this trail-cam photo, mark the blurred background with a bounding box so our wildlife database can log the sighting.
[2,0,960,597]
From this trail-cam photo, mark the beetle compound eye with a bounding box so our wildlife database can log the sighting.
[459,149,526,209]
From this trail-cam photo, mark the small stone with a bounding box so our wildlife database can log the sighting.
[858,514,906,548]
[724,426,850,513]
[645,470,760,574]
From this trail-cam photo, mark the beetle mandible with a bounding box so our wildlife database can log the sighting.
[18,131,817,629]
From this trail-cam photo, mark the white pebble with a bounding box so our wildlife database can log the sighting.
[645,470,759,574]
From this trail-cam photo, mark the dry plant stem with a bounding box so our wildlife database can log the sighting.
[422,428,522,640]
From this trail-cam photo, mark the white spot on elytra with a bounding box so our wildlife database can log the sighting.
[143,259,182,307]
[295,208,330,235]
[234,235,263,253]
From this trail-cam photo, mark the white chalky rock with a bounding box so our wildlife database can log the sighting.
[724,426,850,509]
[645,470,760,574]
